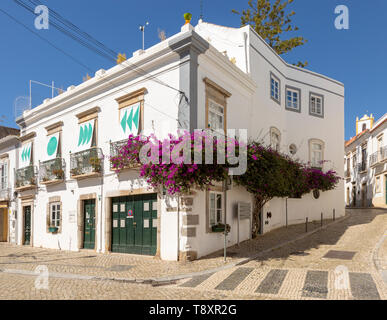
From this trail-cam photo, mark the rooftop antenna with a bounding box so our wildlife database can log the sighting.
[139,21,149,51]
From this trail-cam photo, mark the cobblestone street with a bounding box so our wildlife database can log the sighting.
[0,208,386,300]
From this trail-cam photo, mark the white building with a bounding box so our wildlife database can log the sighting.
[0,126,20,244]
[345,114,387,208]
[10,20,344,261]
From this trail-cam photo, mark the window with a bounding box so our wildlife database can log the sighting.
[362,124,367,132]
[352,154,357,168]
[309,139,324,168]
[50,203,61,227]
[375,176,381,193]
[309,93,324,117]
[270,73,280,103]
[289,144,297,155]
[361,145,367,171]
[270,127,281,151]
[204,78,231,134]
[0,162,8,190]
[377,135,383,160]
[208,100,225,133]
[209,192,223,227]
[285,87,301,112]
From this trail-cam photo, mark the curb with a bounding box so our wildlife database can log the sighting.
[372,231,387,285]
[0,214,350,286]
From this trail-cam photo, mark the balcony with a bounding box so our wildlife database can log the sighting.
[357,162,367,174]
[70,148,103,179]
[369,146,387,167]
[39,158,65,185]
[15,165,37,191]
[0,187,10,201]
[110,139,141,171]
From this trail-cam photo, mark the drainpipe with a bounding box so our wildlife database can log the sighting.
[243,31,249,74]
[177,194,180,261]
[99,152,104,253]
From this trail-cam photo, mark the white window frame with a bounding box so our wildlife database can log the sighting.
[270,73,280,104]
[208,191,223,227]
[208,99,225,134]
[309,139,325,168]
[285,86,301,112]
[50,202,61,228]
[309,93,324,117]
[0,161,8,191]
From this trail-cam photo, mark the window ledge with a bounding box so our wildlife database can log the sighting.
[41,179,64,186]
[15,184,37,192]
[71,172,101,180]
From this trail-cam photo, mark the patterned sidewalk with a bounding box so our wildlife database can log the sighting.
[0,217,347,281]
[0,208,386,298]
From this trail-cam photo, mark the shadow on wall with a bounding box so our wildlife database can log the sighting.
[197,209,387,263]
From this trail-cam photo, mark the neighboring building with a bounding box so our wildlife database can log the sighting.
[0,126,20,244]
[345,114,387,208]
[12,19,344,261]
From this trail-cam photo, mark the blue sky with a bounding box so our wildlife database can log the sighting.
[0,0,386,140]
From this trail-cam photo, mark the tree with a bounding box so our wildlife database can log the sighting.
[232,0,308,68]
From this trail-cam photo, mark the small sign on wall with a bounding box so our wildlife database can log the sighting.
[68,211,77,223]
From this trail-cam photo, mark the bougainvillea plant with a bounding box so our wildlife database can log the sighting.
[110,132,341,238]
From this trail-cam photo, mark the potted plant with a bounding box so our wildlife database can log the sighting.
[212,223,231,234]
[48,226,58,233]
[184,13,192,25]
[53,169,64,180]
[89,157,101,173]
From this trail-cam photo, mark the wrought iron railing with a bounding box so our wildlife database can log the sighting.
[70,148,103,177]
[0,187,10,200]
[110,139,141,170]
[369,146,387,166]
[357,162,367,173]
[39,158,65,183]
[15,165,37,189]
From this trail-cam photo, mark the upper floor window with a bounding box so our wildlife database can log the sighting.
[309,139,325,168]
[270,73,280,103]
[377,135,383,153]
[270,127,281,152]
[361,144,367,171]
[0,161,8,190]
[309,93,324,117]
[116,88,146,139]
[352,154,356,168]
[75,107,100,152]
[208,100,225,133]
[285,86,301,112]
[204,78,231,134]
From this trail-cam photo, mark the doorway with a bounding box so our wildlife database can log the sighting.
[23,205,31,245]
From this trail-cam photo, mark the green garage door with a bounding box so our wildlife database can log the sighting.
[112,194,157,256]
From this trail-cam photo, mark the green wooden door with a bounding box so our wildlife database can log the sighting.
[111,194,157,255]
[83,199,96,249]
[23,206,31,245]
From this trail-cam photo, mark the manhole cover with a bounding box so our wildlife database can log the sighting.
[323,250,356,260]
[107,265,133,272]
